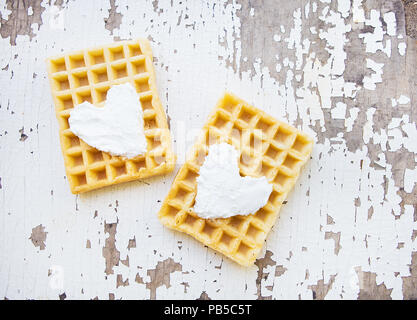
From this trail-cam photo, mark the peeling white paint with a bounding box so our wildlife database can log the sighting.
[363,58,384,90]
[363,107,376,144]
[345,107,360,132]
[337,0,350,18]
[352,0,365,23]
[398,42,406,56]
[404,169,417,193]
[331,102,347,119]
[0,0,415,301]
[275,63,282,73]
[383,12,396,36]
[285,8,303,70]
[374,152,387,168]
[359,9,391,57]
[398,95,410,105]
[312,2,317,13]
[305,2,310,19]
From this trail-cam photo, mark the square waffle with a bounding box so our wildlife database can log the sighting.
[46,39,175,194]
[158,93,313,266]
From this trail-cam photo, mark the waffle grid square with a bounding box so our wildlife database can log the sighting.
[47,39,175,193]
[158,93,313,266]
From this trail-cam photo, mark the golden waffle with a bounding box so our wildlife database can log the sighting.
[158,93,313,266]
[46,39,175,194]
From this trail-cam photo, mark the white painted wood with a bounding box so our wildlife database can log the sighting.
[0,0,416,300]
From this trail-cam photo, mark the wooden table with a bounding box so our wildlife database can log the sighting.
[0,0,416,300]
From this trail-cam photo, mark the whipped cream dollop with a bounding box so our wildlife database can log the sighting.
[193,143,273,219]
[69,83,147,158]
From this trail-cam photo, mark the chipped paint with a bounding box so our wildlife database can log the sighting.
[255,250,276,300]
[359,9,392,56]
[102,221,120,275]
[308,274,336,299]
[363,58,384,90]
[402,252,417,299]
[29,224,47,250]
[398,41,407,55]
[0,0,45,45]
[146,258,182,300]
[357,269,393,300]
[0,0,416,300]
[197,291,211,300]
[104,0,122,36]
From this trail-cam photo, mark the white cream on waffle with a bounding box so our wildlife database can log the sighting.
[193,142,273,219]
[69,83,147,159]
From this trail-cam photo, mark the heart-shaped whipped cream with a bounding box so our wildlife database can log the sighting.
[193,143,273,219]
[68,83,147,158]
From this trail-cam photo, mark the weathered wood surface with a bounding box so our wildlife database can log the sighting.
[0,0,416,300]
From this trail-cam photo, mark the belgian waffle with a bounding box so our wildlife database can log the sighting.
[158,93,313,266]
[47,39,175,193]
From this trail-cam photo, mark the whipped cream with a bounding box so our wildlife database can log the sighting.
[193,143,273,219]
[69,83,147,158]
